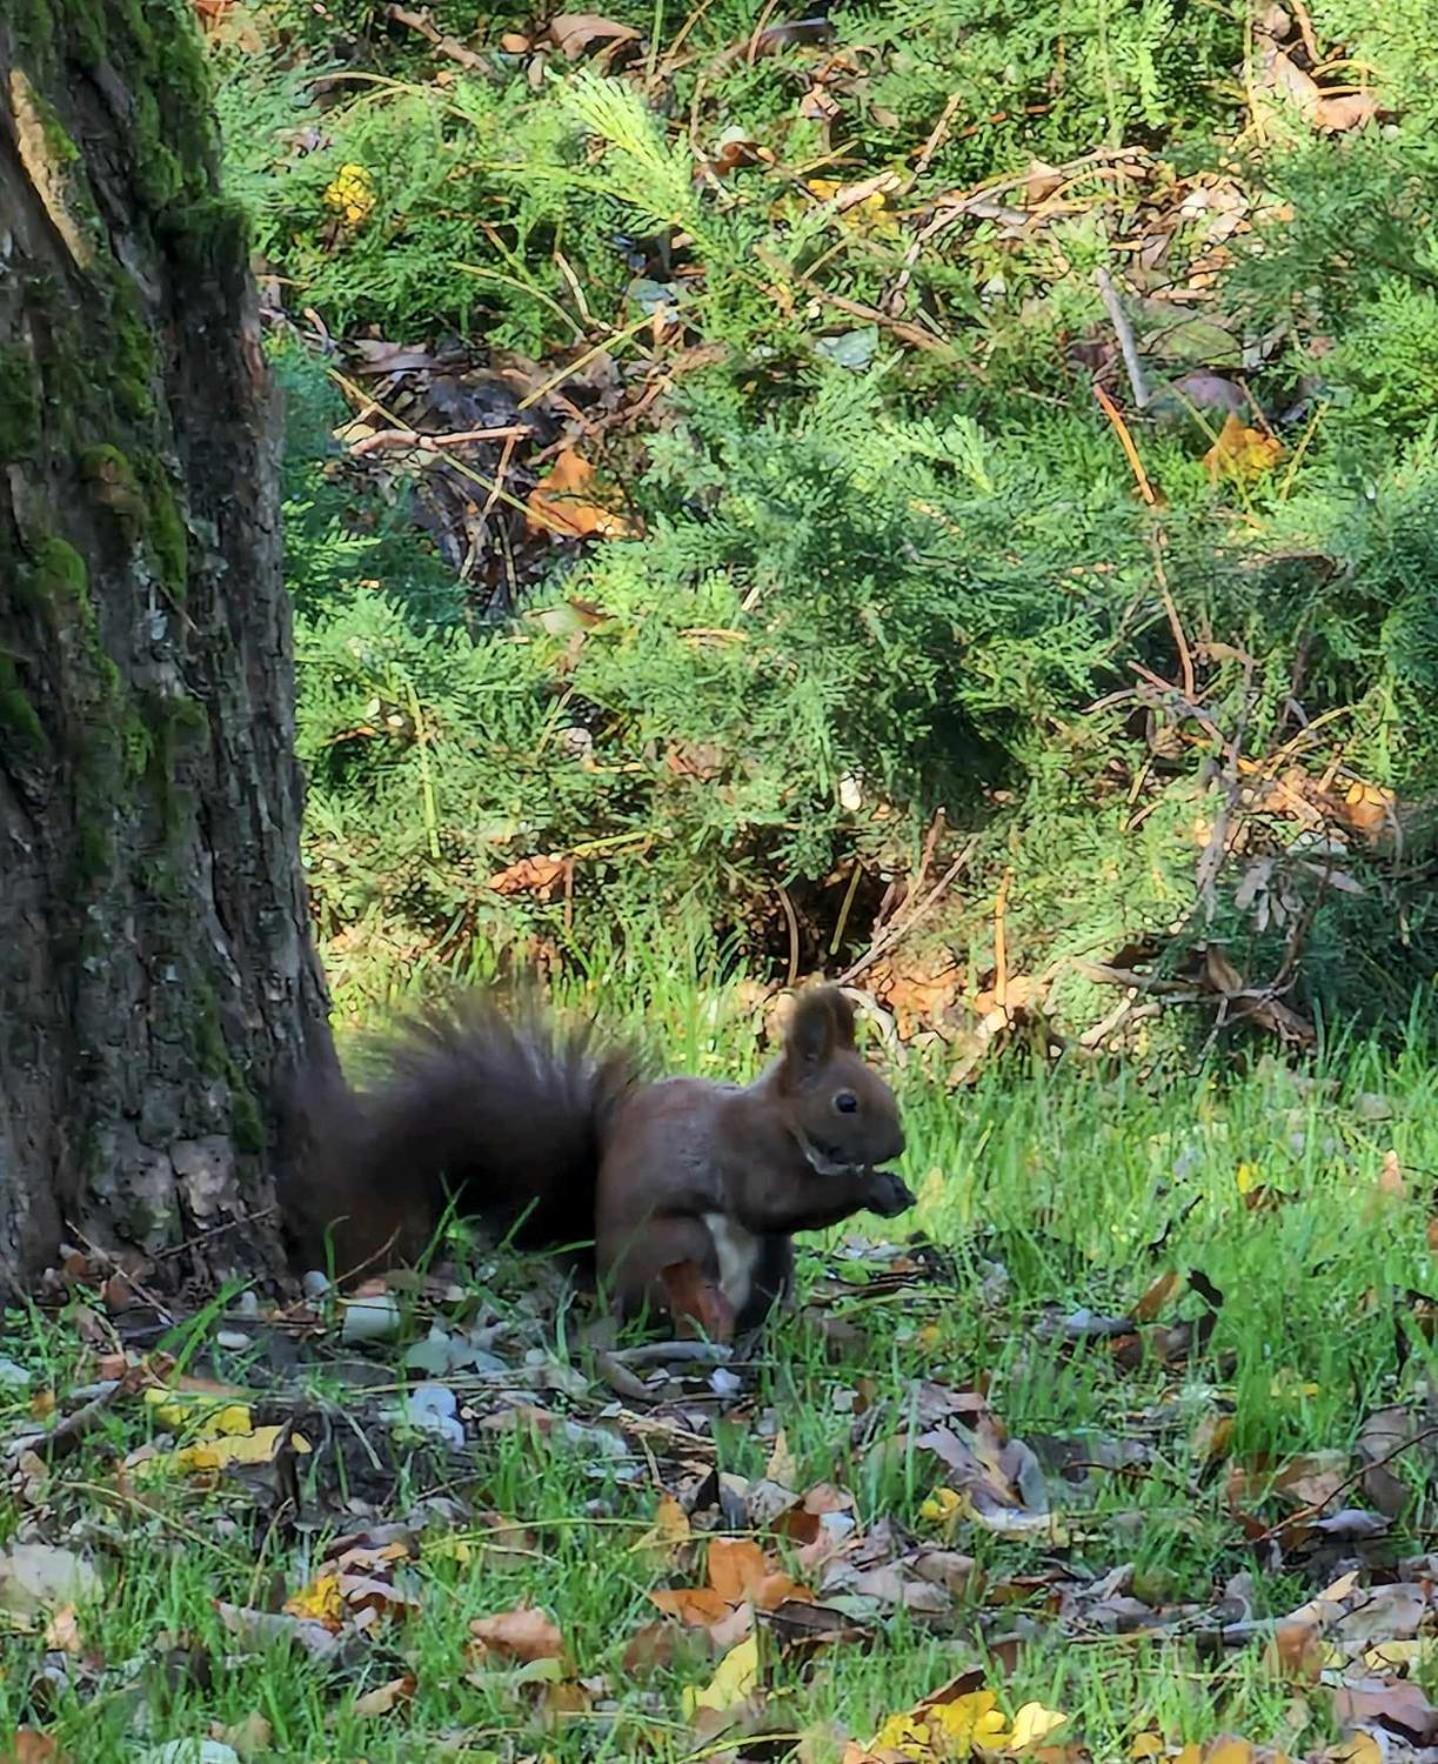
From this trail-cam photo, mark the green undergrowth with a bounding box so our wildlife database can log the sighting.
[5,1017,1438,1758]
[221,0,1438,1038]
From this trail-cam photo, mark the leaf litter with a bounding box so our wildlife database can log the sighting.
[14,1210,1438,1764]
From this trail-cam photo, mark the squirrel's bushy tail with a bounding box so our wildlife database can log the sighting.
[280,994,640,1281]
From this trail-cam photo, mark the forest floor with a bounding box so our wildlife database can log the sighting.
[5,1035,1438,1764]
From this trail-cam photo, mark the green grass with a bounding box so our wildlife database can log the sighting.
[4,962,1436,1759]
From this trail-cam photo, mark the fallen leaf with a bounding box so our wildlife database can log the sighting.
[1265,1620,1326,1683]
[682,1632,759,1718]
[623,1619,707,1676]
[651,1536,812,1634]
[1334,1679,1438,1743]
[470,1604,564,1664]
[766,1430,799,1488]
[634,1493,692,1555]
[352,1673,416,1717]
[43,1603,82,1655]
[487,854,568,899]
[210,1715,272,1760]
[546,13,642,60]
[1133,1270,1181,1322]
[0,1544,101,1619]
[1010,1702,1069,1750]
[525,448,637,539]
[284,1572,345,1628]
[2,1733,70,1764]
[1204,412,1283,484]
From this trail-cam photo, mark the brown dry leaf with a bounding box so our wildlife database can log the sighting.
[1133,1270,1181,1323]
[708,1538,810,1611]
[488,854,567,899]
[1326,1739,1383,1764]
[525,447,637,539]
[547,13,641,59]
[653,1494,692,1546]
[1334,1679,1438,1743]
[1,1735,70,1764]
[1358,1406,1418,1518]
[353,1673,416,1717]
[43,1604,81,1655]
[1204,412,1283,484]
[1255,45,1380,133]
[212,1714,274,1759]
[1275,1450,1350,1509]
[1376,1150,1406,1202]
[766,1431,799,1489]
[1205,1742,1257,1764]
[623,1619,707,1677]
[470,1604,564,1664]
[1311,92,1380,132]
[1264,1620,1326,1683]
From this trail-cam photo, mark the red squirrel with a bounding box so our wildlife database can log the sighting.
[282,984,914,1338]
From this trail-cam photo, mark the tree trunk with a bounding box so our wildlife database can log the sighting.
[0,0,335,1296]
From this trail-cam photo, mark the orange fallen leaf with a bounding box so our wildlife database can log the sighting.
[470,1603,564,1663]
[525,448,637,539]
[487,854,568,899]
[1344,780,1394,839]
[650,1535,813,1632]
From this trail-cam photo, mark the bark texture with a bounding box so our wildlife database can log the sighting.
[0,0,336,1295]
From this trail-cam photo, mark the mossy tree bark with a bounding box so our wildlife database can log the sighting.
[0,0,335,1295]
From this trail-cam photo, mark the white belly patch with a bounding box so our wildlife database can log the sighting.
[702,1212,760,1316]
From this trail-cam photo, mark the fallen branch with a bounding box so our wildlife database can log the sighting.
[348,424,533,458]
[385,5,487,69]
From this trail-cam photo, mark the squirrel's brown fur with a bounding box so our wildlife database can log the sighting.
[280,984,912,1338]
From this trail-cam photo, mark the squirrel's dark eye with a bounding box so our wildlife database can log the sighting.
[834,1090,859,1114]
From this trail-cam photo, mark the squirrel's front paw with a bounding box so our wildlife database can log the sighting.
[865,1170,916,1218]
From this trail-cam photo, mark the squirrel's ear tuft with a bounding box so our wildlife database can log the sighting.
[828,987,857,1049]
[782,985,849,1078]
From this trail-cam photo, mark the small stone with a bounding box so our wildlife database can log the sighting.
[340,1294,401,1345]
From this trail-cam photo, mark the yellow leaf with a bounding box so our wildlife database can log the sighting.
[682,1633,759,1717]
[1234,1162,1259,1194]
[1131,1736,1165,1760]
[423,1534,474,1565]
[1203,413,1283,485]
[285,1571,344,1625]
[1008,1703,1068,1751]
[632,1494,690,1554]
[170,1425,309,1473]
[919,1486,962,1525]
[144,1388,253,1435]
[322,161,376,229]
[930,1690,1008,1750]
